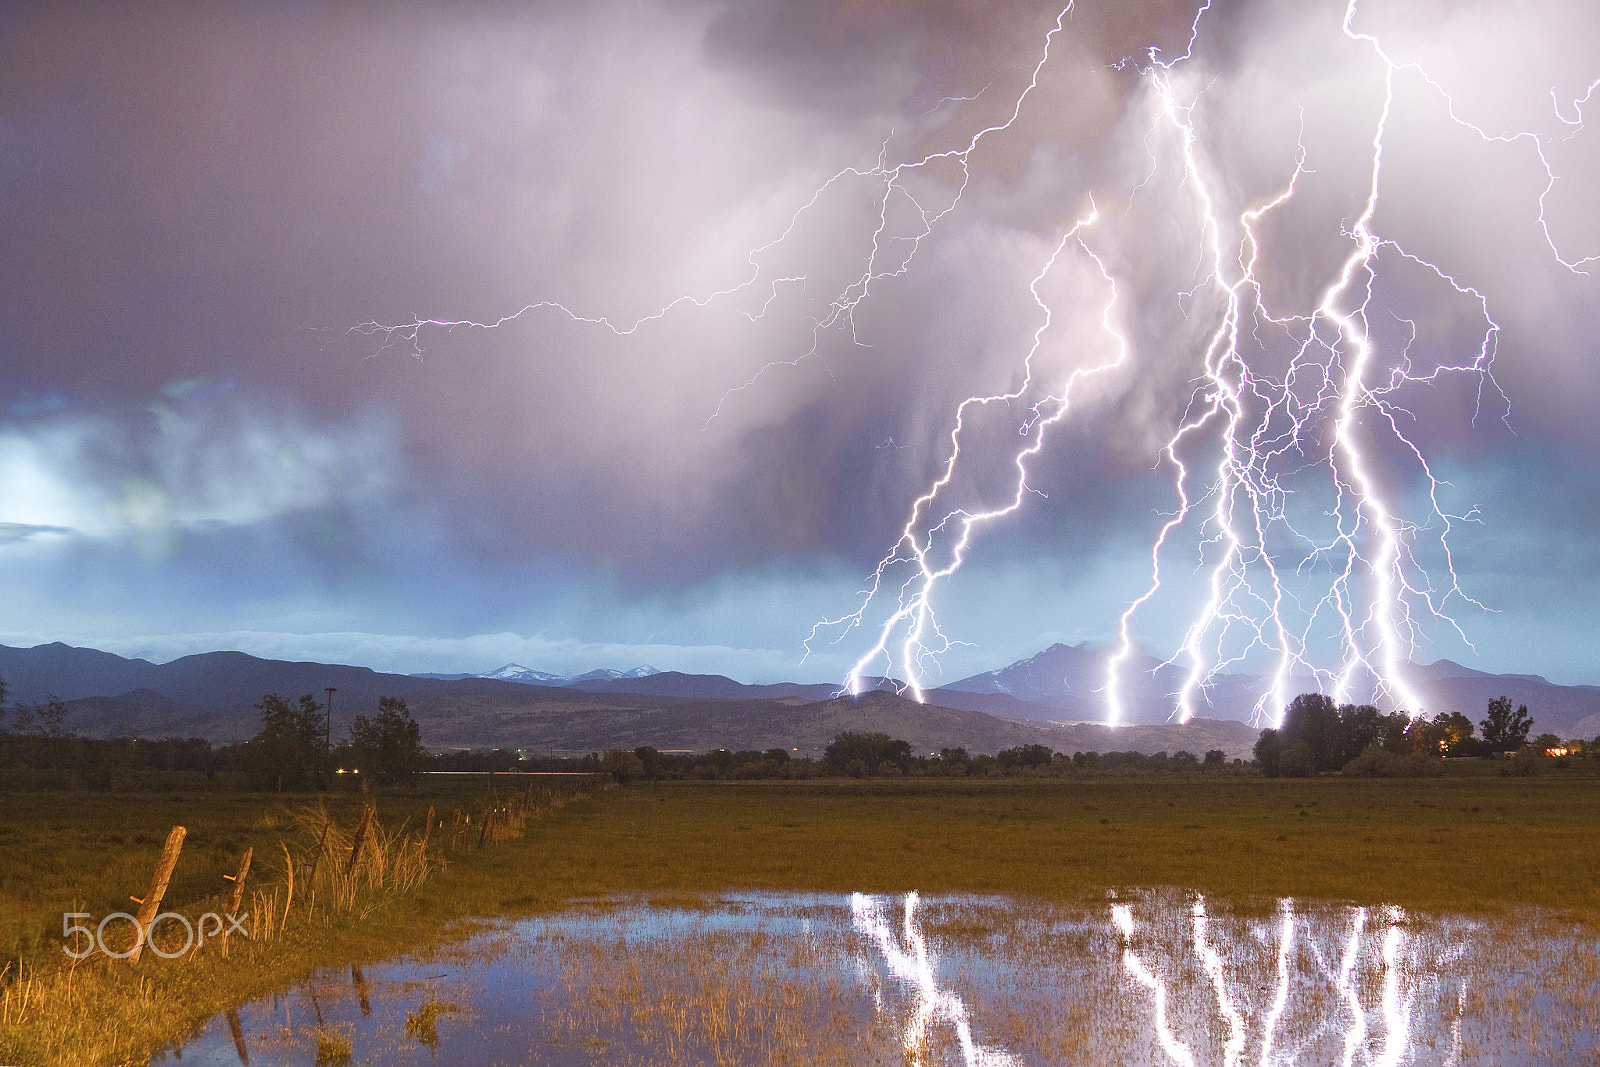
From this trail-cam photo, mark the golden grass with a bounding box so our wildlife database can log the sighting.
[471,891,1600,1066]
[2,772,1597,1063]
[514,776,1600,913]
[537,922,885,1065]
[0,776,605,1066]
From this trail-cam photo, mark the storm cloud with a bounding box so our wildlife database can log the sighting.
[2,0,1597,688]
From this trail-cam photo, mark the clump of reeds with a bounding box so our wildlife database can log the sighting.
[404,999,460,1049]
[263,802,440,926]
[539,920,878,1066]
[0,775,618,1067]
[312,1024,353,1066]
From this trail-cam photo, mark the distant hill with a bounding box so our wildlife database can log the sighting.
[2,641,1595,753]
[569,666,661,684]
[413,663,666,687]
[942,642,1600,735]
[942,642,1266,724]
[480,664,570,685]
[0,642,162,703]
[564,671,841,701]
[393,685,1263,760]
[47,688,216,739]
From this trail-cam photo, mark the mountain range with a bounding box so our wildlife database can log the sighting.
[1,641,1595,758]
[413,664,664,686]
[940,642,1600,738]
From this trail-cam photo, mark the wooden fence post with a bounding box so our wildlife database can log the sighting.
[225,844,252,921]
[346,803,376,875]
[352,964,372,1017]
[218,846,253,959]
[420,805,436,851]
[226,1006,250,1064]
[128,825,186,963]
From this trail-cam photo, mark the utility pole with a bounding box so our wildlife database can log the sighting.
[324,686,337,790]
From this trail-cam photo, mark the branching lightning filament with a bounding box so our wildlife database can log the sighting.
[347,0,1593,725]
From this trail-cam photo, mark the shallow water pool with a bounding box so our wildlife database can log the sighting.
[165,890,1600,1065]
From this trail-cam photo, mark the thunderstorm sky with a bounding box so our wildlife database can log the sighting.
[2,0,1597,691]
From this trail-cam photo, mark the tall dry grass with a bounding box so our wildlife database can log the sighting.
[0,776,608,1067]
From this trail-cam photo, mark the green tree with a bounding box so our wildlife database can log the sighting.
[1410,711,1476,755]
[1278,742,1315,778]
[938,747,971,776]
[997,743,1055,772]
[1336,704,1387,763]
[4,695,69,769]
[1280,693,1343,771]
[348,696,427,785]
[1530,733,1565,753]
[602,748,646,783]
[35,696,67,739]
[1480,696,1533,753]
[823,732,912,776]
[1253,728,1283,776]
[633,745,664,779]
[248,693,325,790]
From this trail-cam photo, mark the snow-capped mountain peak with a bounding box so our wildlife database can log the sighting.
[568,665,662,684]
[620,665,661,679]
[481,664,567,685]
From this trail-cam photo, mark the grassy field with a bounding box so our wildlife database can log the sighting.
[2,769,1598,1064]
[519,772,1600,913]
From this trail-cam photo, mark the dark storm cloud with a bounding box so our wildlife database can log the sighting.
[1,0,1597,682]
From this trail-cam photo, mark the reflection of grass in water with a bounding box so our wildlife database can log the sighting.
[527,898,1153,1066]
[521,893,1600,1067]
[536,918,886,1066]
[404,999,460,1050]
[312,1025,352,1066]
[1094,892,1600,1065]
[9,776,1599,1063]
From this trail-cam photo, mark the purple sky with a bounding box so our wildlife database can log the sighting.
[2,0,1598,702]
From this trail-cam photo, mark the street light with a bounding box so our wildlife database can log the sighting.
[324,686,336,791]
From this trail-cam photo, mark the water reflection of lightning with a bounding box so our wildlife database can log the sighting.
[1339,908,1369,1067]
[1111,895,1481,1066]
[851,892,1021,1067]
[1113,903,1200,1067]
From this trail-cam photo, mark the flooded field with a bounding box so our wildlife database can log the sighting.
[166,890,1600,1066]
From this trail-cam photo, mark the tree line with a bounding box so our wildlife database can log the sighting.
[1253,692,1583,777]
[5,672,1595,789]
[0,679,427,790]
[596,732,1248,782]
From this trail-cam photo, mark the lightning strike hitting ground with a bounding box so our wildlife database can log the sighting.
[810,0,1593,724]
[814,213,1131,701]
[349,1,1594,725]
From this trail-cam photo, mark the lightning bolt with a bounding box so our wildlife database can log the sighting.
[344,0,1593,725]
[816,0,1594,724]
[351,5,1082,415]
[808,210,1132,700]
